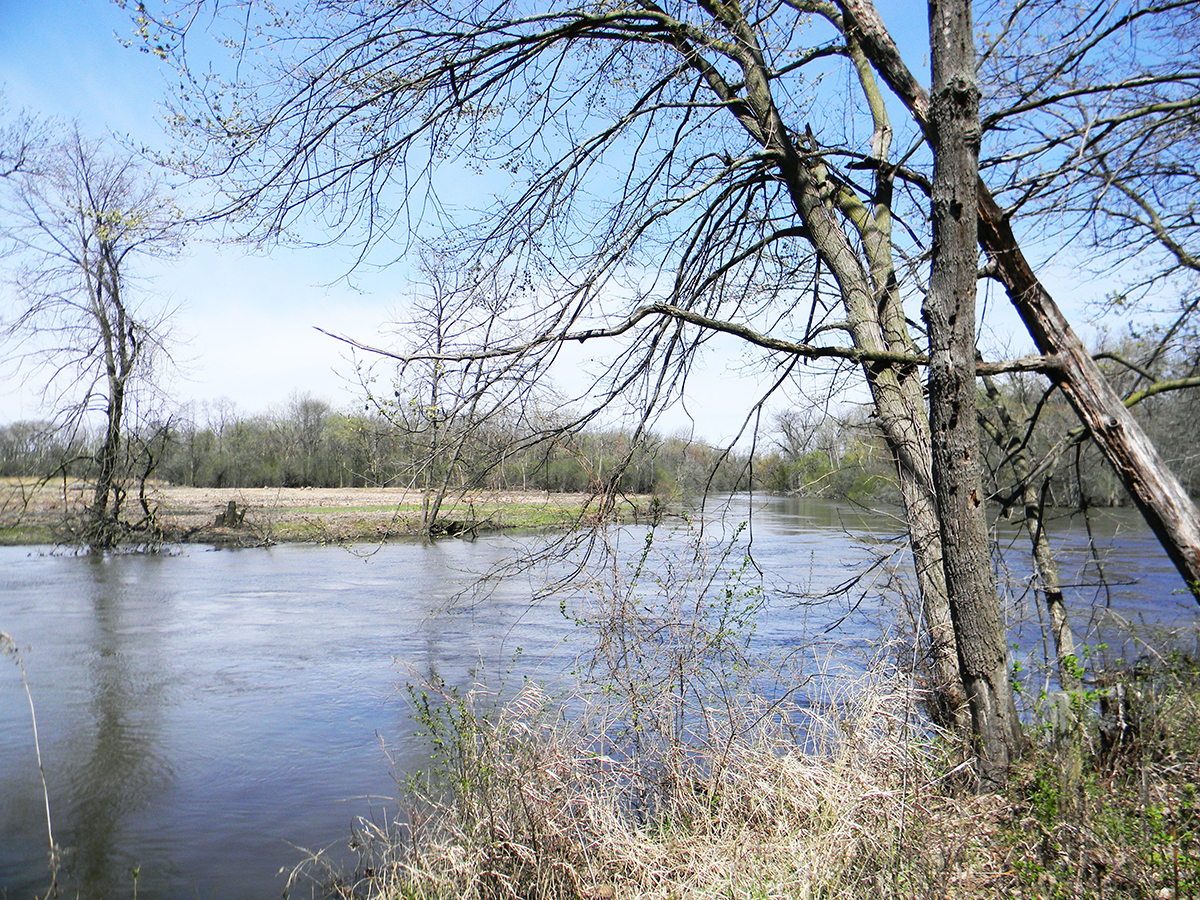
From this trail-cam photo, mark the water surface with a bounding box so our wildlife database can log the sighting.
[1,496,1195,898]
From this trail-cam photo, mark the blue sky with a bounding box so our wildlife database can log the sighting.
[0,0,765,438]
[0,0,405,428]
[0,0,1090,442]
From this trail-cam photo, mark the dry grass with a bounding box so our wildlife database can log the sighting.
[286,647,1200,900]
[287,521,955,900]
[293,664,940,900]
[0,477,643,545]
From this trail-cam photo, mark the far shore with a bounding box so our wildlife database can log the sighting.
[0,479,655,547]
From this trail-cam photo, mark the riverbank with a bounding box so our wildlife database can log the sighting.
[0,479,654,546]
[298,652,1200,900]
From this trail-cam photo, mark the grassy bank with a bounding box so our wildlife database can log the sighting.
[0,478,654,546]
[291,651,1200,900]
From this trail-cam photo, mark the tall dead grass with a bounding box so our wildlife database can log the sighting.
[296,662,943,900]
[296,645,1200,900]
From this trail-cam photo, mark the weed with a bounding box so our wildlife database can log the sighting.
[1,631,59,899]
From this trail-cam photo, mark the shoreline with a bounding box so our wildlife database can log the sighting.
[0,480,654,547]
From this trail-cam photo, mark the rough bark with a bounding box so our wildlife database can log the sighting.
[839,0,1200,605]
[927,0,1023,785]
[878,378,966,725]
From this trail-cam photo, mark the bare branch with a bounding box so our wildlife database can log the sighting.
[319,303,1057,376]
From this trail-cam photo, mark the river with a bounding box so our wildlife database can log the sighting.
[1,495,1196,898]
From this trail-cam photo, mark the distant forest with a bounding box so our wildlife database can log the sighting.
[4,355,1199,509]
[0,392,887,499]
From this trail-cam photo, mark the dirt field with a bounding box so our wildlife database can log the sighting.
[0,479,639,546]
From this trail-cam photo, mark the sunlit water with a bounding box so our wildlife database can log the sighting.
[1,496,1195,898]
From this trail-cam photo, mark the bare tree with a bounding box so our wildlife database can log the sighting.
[0,127,187,549]
[133,0,1200,780]
[283,392,332,485]
[124,0,1031,773]
[0,97,42,181]
[145,0,992,734]
[360,253,549,539]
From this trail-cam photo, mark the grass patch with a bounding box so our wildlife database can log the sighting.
[296,669,929,900]
[284,504,426,515]
[266,517,424,544]
[289,649,1200,900]
[0,484,653,546]
[893,650,1200,898]
[0,524,57,545]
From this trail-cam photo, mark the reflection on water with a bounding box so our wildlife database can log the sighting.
[1,535,583,899]
[66,556,173,896]
[0,496,1196,898]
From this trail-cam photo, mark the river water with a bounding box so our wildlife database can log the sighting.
[1,496,1196,898]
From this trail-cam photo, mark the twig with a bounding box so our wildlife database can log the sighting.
[1,631,58,893]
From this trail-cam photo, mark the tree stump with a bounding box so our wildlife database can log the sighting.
[214,500,245,528]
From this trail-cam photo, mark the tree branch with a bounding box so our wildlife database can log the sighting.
[318,302,1058,375]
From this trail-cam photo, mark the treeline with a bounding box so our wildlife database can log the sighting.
[7,343,1198,507]
[752,334,1200,509]
[0,397,902,501]
[0,394,753,497]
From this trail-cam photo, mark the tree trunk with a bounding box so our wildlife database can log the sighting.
[92,381,123,534]
[89,265,128,551]
[853,322,966,727]
[758,95,966,726]
[927,0,1024,786]
[838,0,1200,605]
[780,150,967,725]
[837,41,968,725]
[877,377,967,726]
